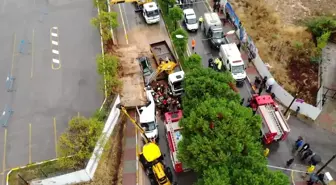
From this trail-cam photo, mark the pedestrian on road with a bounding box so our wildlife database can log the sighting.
[208,58,213,68]
[299,143,310,155]
[261,76,268,89]
[199,16,203,27]
[285,158,294,168]
[264,148,270,157]
[258,86,263,95]
[191,38,196,51]
[216,3,220,12]
[302,165,315,179]
[237,42,241,51]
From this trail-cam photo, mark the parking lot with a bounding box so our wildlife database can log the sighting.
[0,0,102,182]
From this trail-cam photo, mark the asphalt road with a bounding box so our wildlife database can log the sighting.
[0,0,102,180]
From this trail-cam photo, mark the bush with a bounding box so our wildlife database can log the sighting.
[184,54,202,70]
[306,16,336,38]
[168,6,183,31]
[172,28,189,57]
[91,10,118,41]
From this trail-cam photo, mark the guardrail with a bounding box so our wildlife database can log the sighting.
[225,2,322,120]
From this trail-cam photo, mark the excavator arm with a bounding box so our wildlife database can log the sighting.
[146,61,177,86]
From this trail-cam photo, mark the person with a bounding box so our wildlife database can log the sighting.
[295,136,304,149]
[286,158,295,168]
[264,148,270,157]
[302,165,315,179]
[237,42,241,51]
[198,16,203,27]
[299,143,310,155]
[208,58,213,68]
[191,38,196,51]
[214,58,222,71]
[240,98,244,105]
[261,76,268,89]
[215,2,220,12]
[295,106,301,116]
[213,1,218,12]
[258,86,263,95]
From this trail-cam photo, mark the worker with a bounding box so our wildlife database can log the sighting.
[264,148,269,157]
[208,58,214,68]
[198,16,203,27]
[214,58,222,71]
[285,158,294,168]
[302,165,315,179]
[191,38,196,51]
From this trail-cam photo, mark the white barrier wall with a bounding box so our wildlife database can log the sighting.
[30,95,121,185]
[253,55,322,120]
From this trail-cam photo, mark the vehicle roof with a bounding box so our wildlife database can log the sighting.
[220,43,244,65]
[168,71,185,82]
[139,90,155,123]
[204,12,221,24]
[183,9,196,19]
[143,2,158,10]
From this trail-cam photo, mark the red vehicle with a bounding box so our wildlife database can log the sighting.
[249,94,290,144]
[164,110,188,173]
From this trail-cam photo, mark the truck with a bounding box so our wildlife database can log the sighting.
[164,110,189,173]
[148,41,185,97]
[203,12,227,49]
[219,43,246,87]
[110,0,160,24]
[248,94,290,144]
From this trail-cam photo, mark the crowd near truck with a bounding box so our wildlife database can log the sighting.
[249,94,290,144]
[203,12,227,49]
[164,110,189,173]
[219,43,246,87]
[148,40,185,97]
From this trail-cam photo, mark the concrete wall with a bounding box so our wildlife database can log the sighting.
[28,95,121,185]
[253,55,322,120]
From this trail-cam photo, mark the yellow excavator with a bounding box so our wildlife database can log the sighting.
[116,104,173,185]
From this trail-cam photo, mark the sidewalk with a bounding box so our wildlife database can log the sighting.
[122,110,137,185]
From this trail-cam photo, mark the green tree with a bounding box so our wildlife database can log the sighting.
[172,28,188,57]
[305,16,336,37]
[57,117,104,169]
[182,68,240,116]
[317,31,331,50]
[168,6,183,31]
[196,166,230,185]
[184,54,202,70]
[91,11,119,41]
[96,54,122,95]
[178,98,262,172]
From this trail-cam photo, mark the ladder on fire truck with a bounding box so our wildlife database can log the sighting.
[167,117,177,151]
[264,104,284,136]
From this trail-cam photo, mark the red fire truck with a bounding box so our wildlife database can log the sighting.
[249,94,290,144]
[164,110,187,173]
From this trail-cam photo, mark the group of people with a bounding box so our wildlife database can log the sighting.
[151,83,181,115]
[208,58,223,71]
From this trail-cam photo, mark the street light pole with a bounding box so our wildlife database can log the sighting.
[284,92,298,116]
[316,154,336,175]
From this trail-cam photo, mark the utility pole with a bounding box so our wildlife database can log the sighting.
[316,154,336,175]
[284,90,300,116]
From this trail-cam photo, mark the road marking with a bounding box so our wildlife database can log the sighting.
[53,117,57,157]
[31,29,35,78]
[11,33,16,76]
[29,123,32,164]
[118,4,128,45]
[50,27,61,70]
[2,129,7,184]
[51,40,58,45]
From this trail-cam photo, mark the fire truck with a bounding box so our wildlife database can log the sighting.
[164,110,188,173]
[249,94,290,144]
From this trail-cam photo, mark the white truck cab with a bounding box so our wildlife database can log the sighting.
[219,43,246,86]
[183,8,198,32]
[138,89,159,142]
[168,71,185,96]
[143,2,160,24]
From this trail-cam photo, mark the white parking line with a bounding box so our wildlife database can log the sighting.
[50,27,61,70]
[52,49,59,54]
[51,32,58,37]
[51,40,58,45]
[52,59,60,64]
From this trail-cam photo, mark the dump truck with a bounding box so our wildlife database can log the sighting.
[147,40,185,97]
[248,94,290,144]
[164,110,189,173]
[203,12,227,49]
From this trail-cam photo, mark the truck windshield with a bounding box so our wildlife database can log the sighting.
[173,81,182,90]
[231,65,245,74]
[141,121,156,131]
[187,18,197,24]
[212,31,224,39]
[146,9,159,17]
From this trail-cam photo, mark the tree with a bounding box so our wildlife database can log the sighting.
[178,98,262,172]
[96,54,122,95]
[172,28,188,57]
[184,54,202,70]
[91,11,119,41]
[168,6,183,31]
[182,68,240,116]
[306,16,336,38]
[57,117,104,169]
[196,166,230,185]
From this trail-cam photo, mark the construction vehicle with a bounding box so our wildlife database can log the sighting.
[164,110,189,173]
[148,41,185,96]
[110,0,160,24]
[219,43,246,87]
[117,104,173,185]
[203,12,227,49]
[248,94,290,144]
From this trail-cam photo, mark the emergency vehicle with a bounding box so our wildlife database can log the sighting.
[164,110,188,173]
[249,94,290,144]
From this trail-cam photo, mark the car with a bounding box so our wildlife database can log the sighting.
[183,8,198,32]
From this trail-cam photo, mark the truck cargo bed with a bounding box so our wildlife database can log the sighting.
[150,41,181,72]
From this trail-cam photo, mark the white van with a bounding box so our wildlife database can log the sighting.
[138,89,159,142]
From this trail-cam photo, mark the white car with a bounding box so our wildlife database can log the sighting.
[183,8,198,32]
